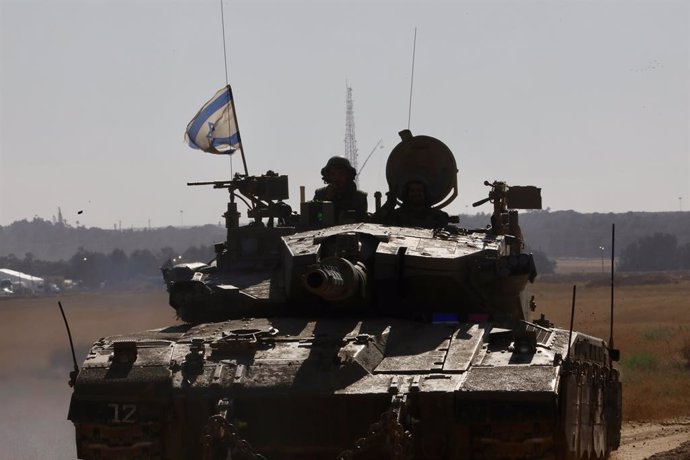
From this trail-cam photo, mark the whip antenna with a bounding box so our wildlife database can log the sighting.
[609,224,615,349]
[220,0,230,86]
[58,301,80,387]
[566,285,577,361]
[357,139,384,176]
[407,27,417,130]
[608,223,620,361]
[219,1,247,176]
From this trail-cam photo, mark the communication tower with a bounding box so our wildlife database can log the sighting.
[344,84,359,186]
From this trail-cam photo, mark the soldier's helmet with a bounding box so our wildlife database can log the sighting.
[321,156,356,182]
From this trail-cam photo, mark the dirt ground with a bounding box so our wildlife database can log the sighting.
[611,420,690,460]
[1,278,689,459]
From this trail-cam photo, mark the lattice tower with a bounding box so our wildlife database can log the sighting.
[344,85,359,186]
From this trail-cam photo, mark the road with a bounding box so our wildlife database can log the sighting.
[612,420,690,460]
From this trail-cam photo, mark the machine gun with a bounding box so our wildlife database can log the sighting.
[188,171,293,229]
[473,181,542,253]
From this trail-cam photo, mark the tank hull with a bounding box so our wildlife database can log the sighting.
[69,317,621,459]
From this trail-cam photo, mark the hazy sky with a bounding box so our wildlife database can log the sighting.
[1,0,688,229]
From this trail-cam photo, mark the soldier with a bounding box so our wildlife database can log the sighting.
[313,156,368,223]
[390,180,449,229]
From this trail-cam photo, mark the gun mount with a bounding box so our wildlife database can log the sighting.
[189,170,293,230]
[471,180,542,253]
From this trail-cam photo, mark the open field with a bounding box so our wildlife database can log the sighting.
[532,277,690,421]
[0,290,178,459]
[1,278,689,459]
[554,257,613,275]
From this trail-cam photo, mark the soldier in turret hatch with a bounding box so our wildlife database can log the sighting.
[390,180,449,229]
[313,156,368,223]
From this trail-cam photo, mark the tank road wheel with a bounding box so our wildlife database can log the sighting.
[559,362,618,460]
[605,370,622,454]
[578,365,594,460]
[591,367,607,460]
[560,368,580,460]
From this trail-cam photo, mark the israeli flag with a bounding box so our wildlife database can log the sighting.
[185,85,241,154]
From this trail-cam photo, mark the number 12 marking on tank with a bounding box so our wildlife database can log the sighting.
[107,403,137,423]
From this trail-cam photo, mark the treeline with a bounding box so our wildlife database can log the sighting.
[2,212,689,261]
[1,234,686,290]
[619,233,690,272]
[0,218,225,261]
[460,210,690,258]
[0,245,216,288]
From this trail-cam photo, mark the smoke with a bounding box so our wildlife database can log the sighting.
[0,376,76,459]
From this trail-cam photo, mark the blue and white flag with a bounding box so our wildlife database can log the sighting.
[185,85,242,154]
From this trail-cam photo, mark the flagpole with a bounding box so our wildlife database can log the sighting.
[227,85,249,176]
[219,0,248,176]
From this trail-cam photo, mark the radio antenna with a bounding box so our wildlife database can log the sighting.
[218,1,247,176]
[58,301,80,387]
[608,223,620,362]
[357,139,384,176]
[219,0,230,86]
[566,285,576,361]
[407,27,417,130]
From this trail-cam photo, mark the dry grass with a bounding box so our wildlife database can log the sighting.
[0,290,178,376]
[555,257,612,275]
[530,278,690,421]
[1,279,688,426]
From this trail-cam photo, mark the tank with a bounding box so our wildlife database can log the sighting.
[67,130,622,460]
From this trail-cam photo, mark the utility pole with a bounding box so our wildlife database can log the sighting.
[344,84,359,186]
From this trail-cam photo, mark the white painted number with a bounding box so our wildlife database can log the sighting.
[107,403,137,423]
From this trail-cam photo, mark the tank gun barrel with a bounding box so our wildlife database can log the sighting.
[302,257,366,302]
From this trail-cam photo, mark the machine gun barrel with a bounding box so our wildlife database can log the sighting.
[303,257,366,302]
[472,196,492,207]
[187,180,234,188]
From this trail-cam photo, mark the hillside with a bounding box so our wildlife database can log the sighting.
[0,219,226,261]
[460,210,690,258]
[1,211,688,261]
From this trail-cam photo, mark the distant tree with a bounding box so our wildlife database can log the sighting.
[530,249,557,274]
[129,249,159,275]
[619,233,679,272]
[678,242,690,270]
[68,249,108,287]
[108,249,128,283]
[182,245,215,263]
[158,247,178,264]
[0,254,20,270]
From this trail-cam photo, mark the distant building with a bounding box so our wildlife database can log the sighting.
[0,268,45,295]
